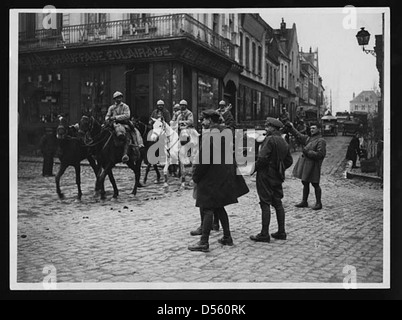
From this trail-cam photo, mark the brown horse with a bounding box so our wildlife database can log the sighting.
[55,116,100,200]
[87,120,142,200]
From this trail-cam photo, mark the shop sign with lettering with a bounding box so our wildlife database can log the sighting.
[20,45,173,68]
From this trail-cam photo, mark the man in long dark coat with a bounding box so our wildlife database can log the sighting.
[345,132,361,168]
[39,127,58,177]
[250,117,293,242]
[287,122,327,210]
[188,109,249,252]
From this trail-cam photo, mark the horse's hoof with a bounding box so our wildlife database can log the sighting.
[137,183,144,188]
[57,193,65,199]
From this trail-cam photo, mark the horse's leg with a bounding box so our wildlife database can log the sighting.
[107,170,118,199]
[143,163,151,184]
[180,162,186,189]
[127,161,140,195]
[87,156,100,191]
[163,161,169,188]
[98,166,109,200]
[74,164,82,200]
[55,163,68,199]
[154,164,161,183]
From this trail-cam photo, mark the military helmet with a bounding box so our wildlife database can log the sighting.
[179,99,188,106]
[113,91,123,99]
[173,104,180,110]
[157,100,165,105]
[219,100,226,106]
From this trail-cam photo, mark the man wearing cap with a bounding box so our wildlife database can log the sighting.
[106,91,143,163]
[216,100,236,132]
[250,117,293,243]
[287,121,326,210]
[170,104,181,125]
[149,100,171,125]
[176,99,194,130]
[188,109,249,252]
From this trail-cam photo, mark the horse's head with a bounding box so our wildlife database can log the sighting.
[79,115,91,133]
[56,116,69,140]
[179,128,190,146]
[149,117,165,142]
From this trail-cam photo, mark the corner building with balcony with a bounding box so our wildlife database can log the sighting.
[18,12,241,148]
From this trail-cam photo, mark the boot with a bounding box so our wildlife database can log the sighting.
[312,185,323,210]
[250,203,271,243]
[295,183,309,207]
[218,236,233,246]
[271,203,287,240]
[190,226,202,236]
[212,211,220,231]
[188,241,209,252]
[122,139,130,163]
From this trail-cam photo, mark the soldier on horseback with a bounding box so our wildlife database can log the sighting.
[105,91,144,163]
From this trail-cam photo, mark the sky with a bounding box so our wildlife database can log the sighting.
[259,7,386,114]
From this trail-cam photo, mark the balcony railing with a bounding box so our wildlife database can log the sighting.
[19,14,235,60]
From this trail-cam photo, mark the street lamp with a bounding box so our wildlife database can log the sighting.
[356,27,376,56]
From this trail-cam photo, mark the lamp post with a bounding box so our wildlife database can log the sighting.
[355,16,385,177]
[356,27,376,56]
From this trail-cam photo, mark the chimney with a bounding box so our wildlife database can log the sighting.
[353,92,355,99]
[309,46,312,53]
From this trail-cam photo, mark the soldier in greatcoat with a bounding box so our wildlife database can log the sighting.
[287,122,327,210]
[188,109,249,252]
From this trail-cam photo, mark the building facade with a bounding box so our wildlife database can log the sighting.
[349,90,380,114]
[17,11,325,150]
[18,12,241,147]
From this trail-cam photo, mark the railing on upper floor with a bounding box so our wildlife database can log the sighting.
[19,14,235,60]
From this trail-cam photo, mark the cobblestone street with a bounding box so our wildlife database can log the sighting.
[13,135,386,288]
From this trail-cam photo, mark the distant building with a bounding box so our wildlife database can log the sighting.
[349,90,380,114]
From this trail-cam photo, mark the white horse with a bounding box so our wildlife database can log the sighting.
[148,118,199,188]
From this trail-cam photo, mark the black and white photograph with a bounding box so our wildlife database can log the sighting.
[10,6,391,294]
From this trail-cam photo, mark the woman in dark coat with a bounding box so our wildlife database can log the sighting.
[189,109,249,252]
[288,122,327,210]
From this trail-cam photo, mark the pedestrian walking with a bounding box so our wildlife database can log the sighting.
[345,132,361,168]
[39,127,58,177]
[287,122,327,210]
[250,117,293,242]
[188,109,249,252]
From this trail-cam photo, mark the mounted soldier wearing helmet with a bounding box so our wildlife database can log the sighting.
[105,91,144,163]
[176,99,194,130]
[149,100,171,125]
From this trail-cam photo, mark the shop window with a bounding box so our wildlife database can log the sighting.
[154,62,182,110]
[80,68,109,121]
[198,72,219,114]
[154,62,171,104]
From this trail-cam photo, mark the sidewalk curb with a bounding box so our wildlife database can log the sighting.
[346,169,383,183]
